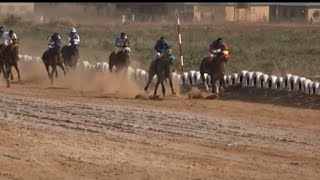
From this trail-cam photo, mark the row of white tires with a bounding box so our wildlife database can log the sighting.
[18,56,320,96]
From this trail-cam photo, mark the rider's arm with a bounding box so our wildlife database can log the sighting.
[154,41,159,51]
[166,41,172,49]
[77,34,80,43]
[126,38,130,47]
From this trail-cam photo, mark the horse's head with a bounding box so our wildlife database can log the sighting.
[12,42,20,60]
[123,47,131,54]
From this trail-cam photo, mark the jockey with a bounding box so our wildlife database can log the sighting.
[154,36,171,58]
[115,32,130,53]
[0,29,18,54]
[208,37,229,60]
[68,27,80,57]
[48,32,62,50]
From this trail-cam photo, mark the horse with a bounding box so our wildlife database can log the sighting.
[1,41,21,87]
[0,52,6,80]
[108,44,130,73]
[144,51,176,97]
[61,43,79,72]
[42,43,66,84]
[200,50,229,94]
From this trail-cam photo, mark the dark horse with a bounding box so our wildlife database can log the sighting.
[0,41,21,87]
[61,43,79,72]
[42,43,66,84]
[109,44,130,73]
[144,52,176,97]
[199,51,229,94]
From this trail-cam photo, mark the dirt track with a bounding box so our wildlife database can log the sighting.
[0,68,320,179]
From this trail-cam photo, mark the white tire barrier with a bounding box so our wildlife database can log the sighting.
[230,73,238,86]
[311,82,320,95]
[266,75,278,89]
[102,62,109,70]
[237,70,248,85]
[17,54,320,97]
[193,71,202,85]
[188,70,196,85]
[182,72,189,85]
[283,74,293,90]
[277,77,285,90]
[295,77,306,92]
[302,79,312,94]
[288,75,299,91]
[251,72,263,88]
[81,61,90,69]
[257,74,269,88]
[242,71,254,87]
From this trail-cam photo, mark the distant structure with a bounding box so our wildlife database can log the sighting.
[0,3,34,15]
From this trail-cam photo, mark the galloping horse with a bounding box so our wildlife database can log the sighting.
[61,42,79,72]
[199,49,230,94]
[0,40,21,87]
[144,49,176,97]
[108,43,130,73]
[42,43,66,84]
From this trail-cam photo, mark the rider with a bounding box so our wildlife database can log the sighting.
[48,32,62,50]
[0,28,18,55]
[154,36,171,58]
[47,32,62,62]
[208,37,229,61]
[115,32,130,53]
[68,27,80,58]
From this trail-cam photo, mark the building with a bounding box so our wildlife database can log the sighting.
[0,3,34,15]
[192,3,320,24]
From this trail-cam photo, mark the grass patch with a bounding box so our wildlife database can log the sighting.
[3,20,320,79]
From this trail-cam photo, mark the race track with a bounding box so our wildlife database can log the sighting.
[0,68,319,180]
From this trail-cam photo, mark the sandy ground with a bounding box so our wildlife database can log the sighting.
[0,62,319,180]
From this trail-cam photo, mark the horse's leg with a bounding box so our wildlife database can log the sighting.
[1,64,6,79]
[5,65,12,88]
[161,80,166,97]
[10,70,14,80]
[51,65,56,84]
[144,71,155,93]
[58,63,66,76]
[13,63,21,81]
[45,64,50,78]
[154,79,160,97]
[220,75,226,93]
[168,77,176,95]
[211,75,218,94]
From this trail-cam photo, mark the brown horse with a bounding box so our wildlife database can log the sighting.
[61,43,79,72]
[109,44,130,73]
[1,41,21,87]
[42,44,66,84]
[200,51,229,94]
[144,52,176,97]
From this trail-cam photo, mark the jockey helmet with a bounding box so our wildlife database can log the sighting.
[9,30,14,37]
[71,27,77,33]
[216,37,223,44]
[121,32,125,36]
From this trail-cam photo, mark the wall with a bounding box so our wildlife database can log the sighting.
[235,6,269,23]
[248,6,269,22]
